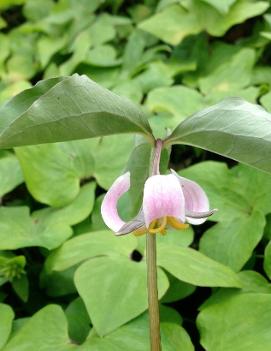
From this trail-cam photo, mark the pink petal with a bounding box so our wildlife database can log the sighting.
[171,170,210,225]
[143,174,185,228]
[101,172,130,232]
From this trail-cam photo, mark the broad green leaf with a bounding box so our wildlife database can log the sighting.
[238,271,271,293]
[74,256,169,336]
[198,48,255,95]
[65,297,91,344]
[181,162,271,270]
[167,98,271,174]
[0,81,32,105]
[15,140,95,207]
[161,273,196,303]
[200,211,265,271]
[3,305,74,351]
[139,5,201,46]
[81,311,194,351]
[41,267,77,297]
[197,292,271,351]
[0,74,153,148]
[45,230,137,272]
[157,244,241,287]
[0,151,23,197]
[199,0,236,14]
[0,304,14,349]
[0,183,95,249]
[146,85,206,128]
[140,1,268,45]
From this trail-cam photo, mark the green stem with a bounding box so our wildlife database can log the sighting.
[146,138,163,351]
[146,233,161,351]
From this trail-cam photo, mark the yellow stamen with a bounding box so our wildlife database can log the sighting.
[148,216,167,234]
[167,216,189,230]
[133,227,147,236]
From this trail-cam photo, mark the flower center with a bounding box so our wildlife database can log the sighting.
[133,216,189,236]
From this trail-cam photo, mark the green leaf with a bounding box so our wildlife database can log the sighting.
[146,85,206,128]
[167,98,271,174]
[157,245,241,287]
[0,74,153,148]
[74,256,169,336]
[238,271,271,293]
[15,139,95,207]
[0,183,95,250]
[3,305,74,351]
[0,151,23,197]
[65,297,91,344]
[199,0,236,14]
[45,230,137,272]
[197,292,271,351]
[11,275,29,302]
[81,311,194,351]
[0,304,14,349]
[139,5,201,46]
[181,162,271,270]
[264,240,271,279]
[200,211,265,271]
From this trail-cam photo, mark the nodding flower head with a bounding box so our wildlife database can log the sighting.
[101,169,216,236]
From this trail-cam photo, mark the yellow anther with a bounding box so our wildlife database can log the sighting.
[167,216,189,230]
[133,227,147,236]
[148,216,167,234]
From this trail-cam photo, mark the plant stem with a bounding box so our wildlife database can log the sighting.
[146,138,163,351]
[147,233,161,351]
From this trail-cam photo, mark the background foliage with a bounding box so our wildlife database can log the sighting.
[1,0,271,350]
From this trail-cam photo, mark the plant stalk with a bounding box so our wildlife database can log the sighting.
[146,138,163,351]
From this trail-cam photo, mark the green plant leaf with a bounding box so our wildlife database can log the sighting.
[0,74,153,148]
[80,311,194,351]
[0,304,14,349]
[199,0,236,14]
[65,297,91,344]
[74,256,169,336]
[157,245,241,287]
[197,292,271,351]
[181,162,271,270]
[45,230,137,272]
[0,151,23,197]
[0,183,95,250]
[167,98,271,174]
[3,305,74,351]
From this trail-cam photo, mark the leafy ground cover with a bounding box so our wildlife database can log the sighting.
[1,0,271,350]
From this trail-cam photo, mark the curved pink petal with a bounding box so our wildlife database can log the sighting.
[101,172,130,232]
[143,174,185,228]
[171,170,210,225]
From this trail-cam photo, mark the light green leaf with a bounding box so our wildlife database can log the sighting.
[0,151,23,197]
[74,256,169,336]
[81,311,194,351]
[45,230,137,272]
[0,304,14,349]
[0,74,153,148]
[157,245,241,287]
[197,292,271,351]
[181,161,271,270]
[167,98,271,174]
[199,48,255,95]
[0,183,95,250]
[3,305,74,351]
[15,140,95,207]
[238,271,271,293]
[260,90,271,112]
[146,85,206,128]
[200,211,265,271]
[199,0,236,14]
[139,5,201,46]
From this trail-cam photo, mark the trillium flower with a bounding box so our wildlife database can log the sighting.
[101,170,216,236]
